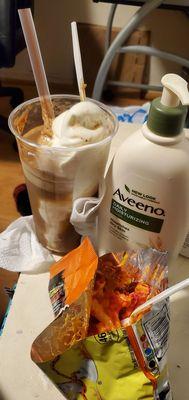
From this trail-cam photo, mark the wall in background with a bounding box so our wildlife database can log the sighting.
[0,0,189,89]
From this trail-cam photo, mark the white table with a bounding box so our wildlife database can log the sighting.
[0,123,189,400]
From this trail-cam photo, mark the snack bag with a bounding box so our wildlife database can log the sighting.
[31,237,171,400]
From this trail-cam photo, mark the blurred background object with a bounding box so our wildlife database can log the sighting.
[1,0,189,103]
[0,0,34,132]
[92,0,189,100]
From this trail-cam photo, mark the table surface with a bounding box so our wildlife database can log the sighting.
[0,123,189,400]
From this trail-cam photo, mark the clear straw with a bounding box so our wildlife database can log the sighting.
[18,8,54,131]
[71,21,86,101]
[123,277,189,325]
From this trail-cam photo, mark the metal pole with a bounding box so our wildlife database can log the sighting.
[92,0,163,100]
[118,45,189,67]
[104,4,117,53]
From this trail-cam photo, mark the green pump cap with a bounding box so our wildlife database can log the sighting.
[147,74,189,137]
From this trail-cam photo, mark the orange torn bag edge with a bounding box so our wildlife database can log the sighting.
[125,324,158,390]
[50,237,98,306]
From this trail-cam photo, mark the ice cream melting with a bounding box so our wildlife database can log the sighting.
[20,99,115,254]
[51,101,113,147]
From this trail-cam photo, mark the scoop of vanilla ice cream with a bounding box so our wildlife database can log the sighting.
[51,101,112,147]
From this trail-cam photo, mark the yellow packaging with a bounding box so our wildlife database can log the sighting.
[31,237,171,400]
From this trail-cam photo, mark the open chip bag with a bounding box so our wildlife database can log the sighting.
[31,237,171,400]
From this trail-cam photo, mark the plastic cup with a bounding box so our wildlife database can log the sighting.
[9,94,118,254]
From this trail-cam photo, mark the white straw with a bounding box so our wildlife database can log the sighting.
[71,21,86,101]
[124,277,189,324]
[18,8,54,123]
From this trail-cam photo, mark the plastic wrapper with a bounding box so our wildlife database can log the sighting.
[31,237,171,400]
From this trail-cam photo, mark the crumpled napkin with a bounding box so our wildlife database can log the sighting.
[70,197,101,249]
[0,216,54,274]
[70,149,111,249]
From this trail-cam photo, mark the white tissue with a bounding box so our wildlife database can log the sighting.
[70,197,101,250]
[0,216,54,274]
[70,152,110,249]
